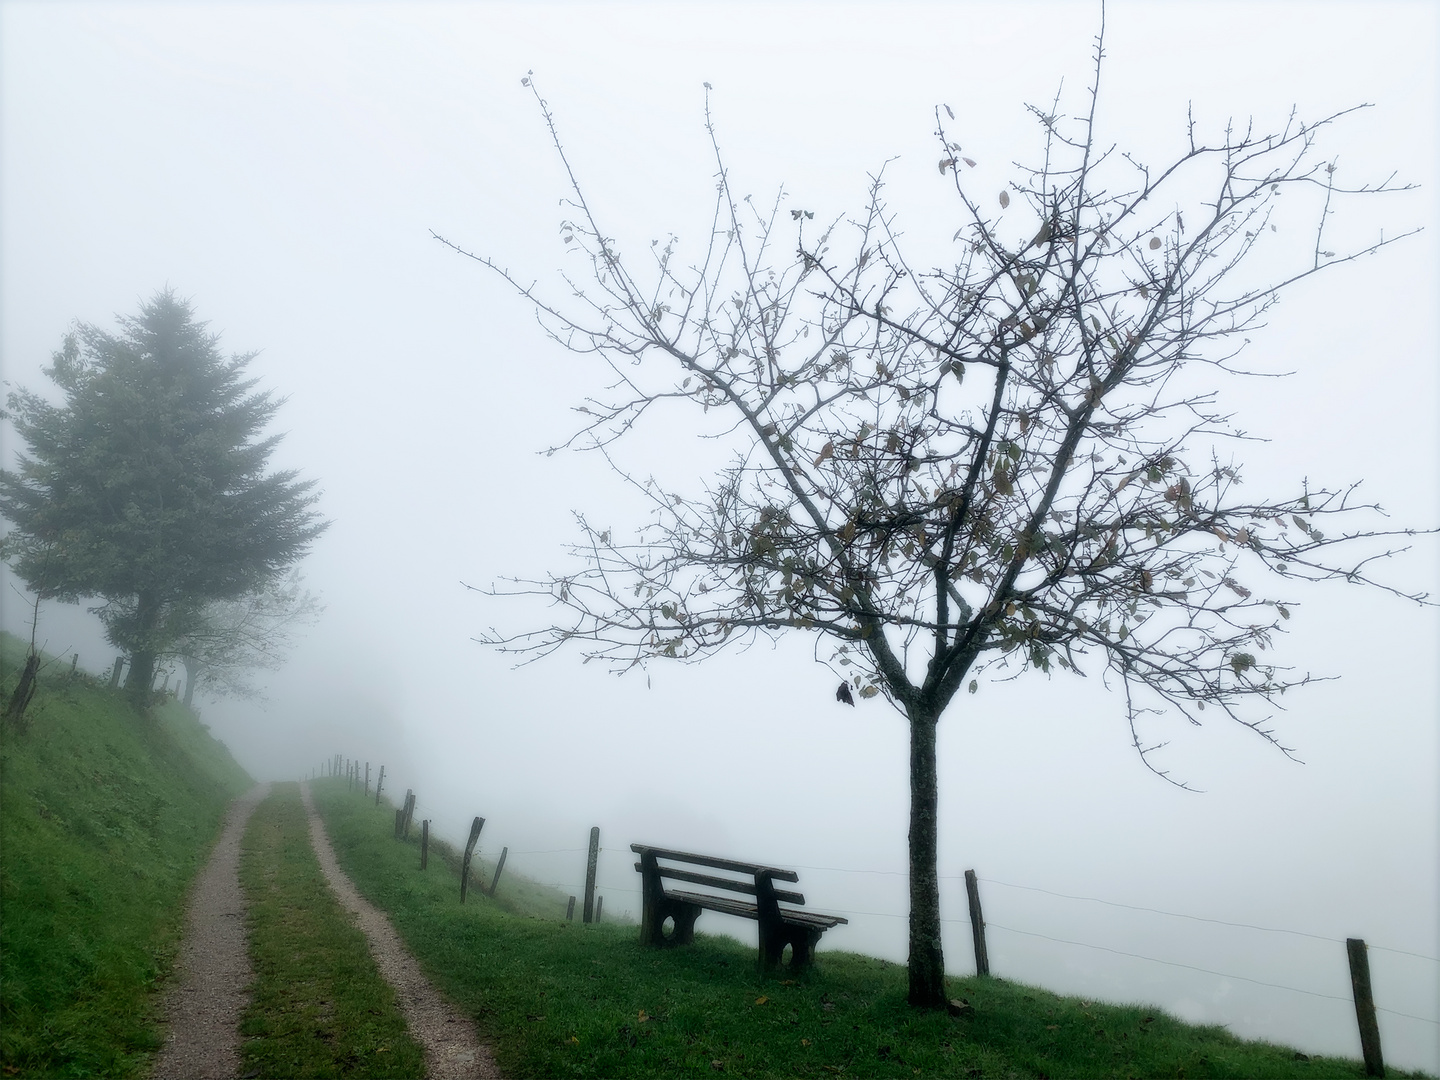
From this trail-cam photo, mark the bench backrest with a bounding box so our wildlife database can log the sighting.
[631,843,806,906]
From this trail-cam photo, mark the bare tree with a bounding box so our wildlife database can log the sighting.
[435,34,1428,1007]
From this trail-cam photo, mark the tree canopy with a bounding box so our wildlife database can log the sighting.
[0,290,328,702]
[437,42,1429,1008]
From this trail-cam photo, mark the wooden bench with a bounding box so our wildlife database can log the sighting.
[631,843,848,971]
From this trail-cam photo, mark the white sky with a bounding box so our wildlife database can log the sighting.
[2,1,1437,1070]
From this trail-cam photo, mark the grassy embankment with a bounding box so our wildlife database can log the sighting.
[0,631,253,1077]
[237,780,425,1078]
[314,777,1422,1079]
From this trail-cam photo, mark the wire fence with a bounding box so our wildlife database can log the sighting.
[308,754,1440,1045]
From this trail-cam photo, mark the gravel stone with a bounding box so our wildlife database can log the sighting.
[152,782,270,1080]
[300,781,503,1079]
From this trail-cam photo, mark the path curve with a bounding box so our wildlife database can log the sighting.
[152,782,270,1080]
[300,781,502,1079]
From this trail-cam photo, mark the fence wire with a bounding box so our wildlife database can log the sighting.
[310,762,1439,1031]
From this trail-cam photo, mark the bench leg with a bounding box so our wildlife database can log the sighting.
[669,902,701,946]
[641,898,702,948]
[759,925,786,971]
[786,927,824,972]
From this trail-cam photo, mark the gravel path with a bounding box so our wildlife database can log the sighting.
[151,782,270,1080]
[300,781,502,1080]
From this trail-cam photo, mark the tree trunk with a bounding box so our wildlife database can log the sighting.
[907,702,946,1007]
[181,656,199,709]
[4,652,40,724]
[124,649,156,706]
[121,592,162,707]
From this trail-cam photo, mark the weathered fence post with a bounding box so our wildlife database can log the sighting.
[487,847,508,896]
[421,820,430,870]
[566,896,576,921]
[582,826,600,923]
[401,790,416,838]
[460,816,485,903]
[364,762,370,797]
[964,869,990,976]
[394,807,404,838]
[1347,938,1385,1077]
[109,657,124,689]
[595,895,603,924]
[374,765,385,806]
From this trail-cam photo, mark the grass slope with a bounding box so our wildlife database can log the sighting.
[314,778,1422,1079]
[0,632,252,1078]
[238,782,425,1078]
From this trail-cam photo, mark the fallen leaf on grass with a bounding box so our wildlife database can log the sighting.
[755,995,769,1005]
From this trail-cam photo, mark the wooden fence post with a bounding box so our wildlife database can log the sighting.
[487,846,508,897]
[1347,938,1385,1077]
[964,869,990,976]
[109,657,124,689]
[401,790,416,838]
[566,896,576,921]
[582,826,600,923]
[364,762,370,797]
[421,820,430,870]
[394,807,404,838]
[595,895,603,924]
[460,816,485,903]
[374,765,385,806]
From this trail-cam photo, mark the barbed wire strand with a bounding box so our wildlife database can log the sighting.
[986,923,1438,1025]
[979,877,1440,964]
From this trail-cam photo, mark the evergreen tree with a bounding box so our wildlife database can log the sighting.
[0,291,328,703]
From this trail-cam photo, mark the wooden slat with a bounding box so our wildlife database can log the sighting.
[665,889,847,929]
[777,908,849,928]
[631,843,800,883]
[633,863,807,905]
[666,889,758,919]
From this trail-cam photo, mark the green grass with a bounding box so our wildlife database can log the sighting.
[237,782,425,1078]
[313,777,1425,1079]
[0,632,253,1078]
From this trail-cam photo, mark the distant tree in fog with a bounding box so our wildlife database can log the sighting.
[0,291,328,706]
[165,569,322,708]
[436,36,1429,1009]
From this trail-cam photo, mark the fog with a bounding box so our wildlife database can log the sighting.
[2,2,1436,1071]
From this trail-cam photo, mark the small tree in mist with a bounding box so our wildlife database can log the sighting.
[0,291,328,707]
[167,570,323,708]
[436,36,1429,1007]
